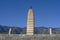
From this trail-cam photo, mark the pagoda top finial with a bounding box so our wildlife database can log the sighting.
[29,6,32,9]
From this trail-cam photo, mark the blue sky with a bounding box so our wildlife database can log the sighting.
[0,0,60,28]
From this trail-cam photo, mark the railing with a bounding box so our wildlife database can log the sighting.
[0,34,60,40]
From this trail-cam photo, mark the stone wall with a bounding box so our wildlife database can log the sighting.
[0,34,60,40]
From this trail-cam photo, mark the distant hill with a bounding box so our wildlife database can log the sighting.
[0,25,60,34]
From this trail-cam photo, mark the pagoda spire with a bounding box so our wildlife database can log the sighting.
[29,6,32,9]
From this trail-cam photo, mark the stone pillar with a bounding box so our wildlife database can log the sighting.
[9,28,11,35]
[49,28,52,35]
[26,7,34,35]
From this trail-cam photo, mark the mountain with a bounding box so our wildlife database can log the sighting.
[0,25,60,34]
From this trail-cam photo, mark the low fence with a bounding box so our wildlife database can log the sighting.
[0,34,60,40]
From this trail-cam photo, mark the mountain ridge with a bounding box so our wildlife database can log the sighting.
[0,25,60,34]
